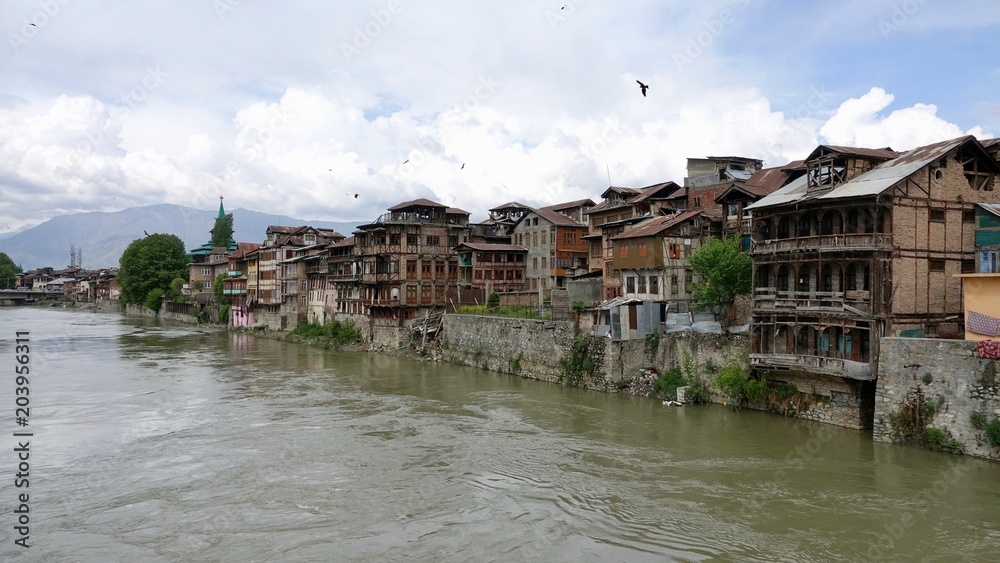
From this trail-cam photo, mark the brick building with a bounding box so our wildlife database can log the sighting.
[353,198,471,326]
[747,135,1000,428]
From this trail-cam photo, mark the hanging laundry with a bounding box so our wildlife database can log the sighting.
[967,310,1000,337]
[977,339,1000,360]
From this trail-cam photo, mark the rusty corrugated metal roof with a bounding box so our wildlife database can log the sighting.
[611,210,703,240]
[387,198,448,211]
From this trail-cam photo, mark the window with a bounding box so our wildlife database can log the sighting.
[204,280,211,289]
[406,260,417,277]
[671,276,679,294]
[390,233,400,245]
[626,276,635,293]
[637,276,646,293]
[406,285,417,301]
[619,245,628,258]
[685,271,692,287]
[474,270,482,280]
[930,209,945,223]
[426,235,440,246]
[301,295,307,306]
[728,203,739,217]
[637,242,646,257]
[649,276,659,294]
[532,257,538,270]
[407,233,418,245]
[551,231,555,245]
[694,197,701,207]
[963,209,976,223]
[435,261,445,278]
[448,235,458,247]
[533,233,538,247]
[202,267,211,276]
[981,250,1000,273]
[541,257,547,269]
[962,260,975,274]
[929,260,945,273]
[421,261,431,276]
[301,279,307,290]
[668,243,681,259]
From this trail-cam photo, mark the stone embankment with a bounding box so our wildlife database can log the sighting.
[875,337,1000,461]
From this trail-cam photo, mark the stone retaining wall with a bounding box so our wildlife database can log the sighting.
[441,315,577,383]
[875,337,1000,461]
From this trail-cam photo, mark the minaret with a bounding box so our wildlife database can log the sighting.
[218,195,226,218]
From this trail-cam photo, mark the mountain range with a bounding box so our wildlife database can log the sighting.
[0,204,363,270]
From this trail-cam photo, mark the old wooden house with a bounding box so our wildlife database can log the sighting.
[583,183,683,299]
[747,135,1000,428]
[454,242,527,294]
[353,198,471,326]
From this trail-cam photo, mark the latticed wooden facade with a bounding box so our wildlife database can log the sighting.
[747,136,1000,428]
[353,199,470,325]
[455,242,527,293]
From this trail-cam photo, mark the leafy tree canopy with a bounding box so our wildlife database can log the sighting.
[117,233,190,304]
[688,236,752,309]
[0,252,21,289]
[211,213,234,248]
[214,272,229,303]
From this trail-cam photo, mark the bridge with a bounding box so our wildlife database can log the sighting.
[0,289,68,305]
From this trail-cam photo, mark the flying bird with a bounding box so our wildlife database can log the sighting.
[143,230,149,236]
[461,163,465,170]
[403,159,409,164]
[345,193,359,198]
[636,80,649,97]
[29,23,37,27]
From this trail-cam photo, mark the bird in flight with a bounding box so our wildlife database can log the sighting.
[143,230,150,236]
[345,193,359,198]
[460,163,465,170]
[403,159,409,164]
[29,23,37,27]
[636,80,649,97]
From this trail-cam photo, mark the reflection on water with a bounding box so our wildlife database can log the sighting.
[0,307,997,561]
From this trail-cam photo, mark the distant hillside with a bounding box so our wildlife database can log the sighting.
[0,204,361,270]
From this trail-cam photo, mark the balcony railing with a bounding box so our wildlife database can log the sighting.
[752,288,871,314]
[750,353,873,380]
[751,233,892,254]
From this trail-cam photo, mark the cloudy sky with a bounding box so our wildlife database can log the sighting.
[2,0,998,232]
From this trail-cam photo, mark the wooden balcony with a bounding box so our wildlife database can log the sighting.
[753,288,871,314]
[751,233,892,255]
[750,353,873,380]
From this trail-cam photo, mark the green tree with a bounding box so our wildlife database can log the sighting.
[213,272,229,303]
[117,234,190,304]
[211,213,234,248]
[688,236,752,329]
[0,252,21,289]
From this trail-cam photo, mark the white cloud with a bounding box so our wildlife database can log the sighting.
[820,87,989,150]
[0,1,995,233]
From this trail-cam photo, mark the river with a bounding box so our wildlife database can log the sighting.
[0,308,998,561]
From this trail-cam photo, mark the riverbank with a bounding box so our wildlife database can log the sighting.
[73,301,999,462]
